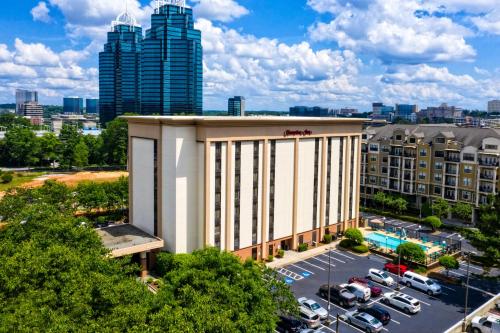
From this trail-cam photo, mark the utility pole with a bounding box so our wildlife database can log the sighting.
[396,227,402,291]
[462,252,473,332]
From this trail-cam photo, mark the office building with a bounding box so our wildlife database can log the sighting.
[63,97,84,114]
[395,104,418,122]
[15,89,38,115]
[20,102,43,118]
[488,100,500,113]
[86,98,99,114]
[361,125,500,214]
[99,11,142,125]
[418,103,462,123]
[141,2,202,115]
[126,116,363,261]
[228,96,245,116]
[371,103,394,121]
[289,106,331,117]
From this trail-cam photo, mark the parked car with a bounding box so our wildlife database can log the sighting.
[367,268,394,286]
[384,262,409,276]
[319,284,357,308]
[402,271,442,296]
[276,316,307,332]
[298,297,328,320]
[348,277,383,297]
[344,310,383,333]
[299,306,321,329]
[340,283,371,302]
[358,305,391,325]
[381,292,421,314]
[471,315,500,333]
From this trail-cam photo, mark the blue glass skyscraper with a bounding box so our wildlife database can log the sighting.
[63,97,84,114]
[141,3,202,115]
[99,12,142,125]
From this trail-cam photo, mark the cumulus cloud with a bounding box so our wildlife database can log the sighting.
[0,63,38,79]
[380,64,477,87]
[192,0,249,22]
[471,9,500,35]
[307,0,476,64]
[31,1,51,23]
[14,39,60,66]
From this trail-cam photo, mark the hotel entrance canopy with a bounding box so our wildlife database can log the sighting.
[96,224,164,257]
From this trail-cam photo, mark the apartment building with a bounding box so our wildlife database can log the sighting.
[126,116,363,261]
[361,125,500,210]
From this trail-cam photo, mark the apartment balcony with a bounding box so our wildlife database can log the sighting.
[403,162,415,169]
[390,162,400,168]
[390,150,403,157]
[404,152,416,158]
[479,186,494,193]
[479,173,495,180]
[445,155,460,162]
[479,158,499,167]
[444,192,456,200]
[445,167,458,174]
[389,184,399,191]
[389,171,400,178]
[445,181,457,187]
[403,174,412,181]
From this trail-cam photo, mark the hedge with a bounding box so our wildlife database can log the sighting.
[298,243,308,252]
[361,207,422,224]
[352,244,369,253]
[339,239,353,249]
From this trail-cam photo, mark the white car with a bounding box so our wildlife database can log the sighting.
[298,297,328,320]
[471,315,500,333]
[381,292,421,314]
[402,271,442,296]
[340,283,371,302]
[367,268,394,286]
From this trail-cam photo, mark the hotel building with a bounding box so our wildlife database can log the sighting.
[126,116,363,261]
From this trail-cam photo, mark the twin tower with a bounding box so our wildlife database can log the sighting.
[99,3,203,125]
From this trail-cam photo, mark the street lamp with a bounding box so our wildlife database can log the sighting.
[385,236,388,254]
[462,251,475,332]
[325,246,333,326]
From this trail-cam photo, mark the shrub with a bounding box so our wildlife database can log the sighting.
[339,239,352,249]
[424,216,442,231]
[439,255,459,276]
[267,255,274,262]
[345,228,363,245]
[298,243,308,252]
[1,172,13,184]
[323,234,333,244]
[396,242,426,264]
[414,267,427,274]
[276,249,285,258]
[352,244,369,253]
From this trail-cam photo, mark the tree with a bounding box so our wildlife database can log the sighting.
[0,113,31,129]
[389,197,408,215]
[452,202,473,221]
[2,127,40,166]
[101,118,128,165]
[83,134,103,165]
[439,255,459,276]
[431,198,450,219]
[345,228,364,245]
[396,242,426,264]
[58,124,82,168]
[373,191,388,210]
[424,216,442,232]
[38,132,60,167]
[73,139,89,167]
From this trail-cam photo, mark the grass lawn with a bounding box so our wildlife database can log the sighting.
[0,172,46,192]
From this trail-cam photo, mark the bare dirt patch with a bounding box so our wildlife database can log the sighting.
[23,171,128,188]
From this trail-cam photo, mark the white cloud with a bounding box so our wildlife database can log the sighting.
[14,39,60,66]
[307,0,476,63]
[474,66,490,76]
[380,64,477,87]
[0,44,12,62]
[192,0,249,22]
[0,63,38,79]
[471,9,500,35]
[31,2,51,23]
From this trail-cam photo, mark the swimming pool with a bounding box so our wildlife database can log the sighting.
[364,232,429,251]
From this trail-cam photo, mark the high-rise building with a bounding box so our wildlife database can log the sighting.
[20,102,43,118]
[488,100,500,113]
[15,89,38,115]
[141,2,202,115]
[63,97,84,114]
[395,104,418,122]
[371,103,394,121]
[228,96,245,116]
[418,103,462,123]
[99,11,142,125]
[289,106,331,117]
[86,98,99,114]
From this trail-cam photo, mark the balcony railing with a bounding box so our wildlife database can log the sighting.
[479,186,494,193]
[444,193,456,200]
[390,150,402,156]
[479,159,499,167]
[445,156,460,162]
[480,174,494,180]
[445,167,457,174]
[389,171,400,178]
[445,181,457,187]
[404,174,412,181]
[390,162,400,167]
[404,152,416,158]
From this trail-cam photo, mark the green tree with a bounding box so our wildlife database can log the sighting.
[396,242,426,263]
[424,215,442,232]
[38,132,60,167]
[373,191,389,210]
[73,139,89,167]
[0,113,31,129]
[58,125,82,168]
[345,228,364,245]
[101,118,128,165]
[431,198,450,219]
[439,255,459,276]
[2,127,40,166]
[389,197,408,215]
[452,202,473,221]
[83,134,103,165]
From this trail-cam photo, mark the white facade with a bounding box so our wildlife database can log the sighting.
[488,100,500,113]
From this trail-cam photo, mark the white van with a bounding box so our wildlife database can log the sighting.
[471,315,500,333]
[401,271,441,296]
[341,283,371,302]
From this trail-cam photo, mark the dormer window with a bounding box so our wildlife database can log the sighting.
[409,137,416,144]
[485,144,498,150]
[395,135,402,140]
[435,137,445,144]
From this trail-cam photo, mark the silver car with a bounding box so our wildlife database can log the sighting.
[299,306,321,329]
[298,297,328,320]
[344,310,383,333]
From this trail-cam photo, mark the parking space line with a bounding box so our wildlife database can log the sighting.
[339,319,367,333]
[319,253,346,264]
[331,250,356,260]
[459,262,483,272]
[448,270,465,277]
[290,264,314,275]
[441,285,455,291]
[302,260,326,271]
[446,232,457,238]
[320,324,336,333]
[373,300,412,318]
[311,256,336,267]
[418,299,431,306]
[391,318,401,324]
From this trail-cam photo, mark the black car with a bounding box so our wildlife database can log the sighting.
[358,304,391,325]
[319,284,357,308]
[276,316,307,333]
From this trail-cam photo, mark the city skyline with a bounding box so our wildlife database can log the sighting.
[0,0,498,111]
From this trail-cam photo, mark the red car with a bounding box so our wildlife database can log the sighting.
[383,263,410,276]
[348,277,383,297]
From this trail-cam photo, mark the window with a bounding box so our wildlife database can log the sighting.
[419,172,426,180]
[312,139,320,231]
[395,135,402,140]
[462,191,471,200]
[435,137,445,144]
[435,162,443,170]
[382,156,388,163]
[370,156,377,162]
[326,138,332,225]
[369,176,377,184]
[434,174,442,182]
[268,140,276,241]
[381,145,390,153]
[485,144,498,150]
[434,186,441,195]
[214,142,222,249]
[419,161,427,168]
[463,153,475,161]
[418,184,426,193]
[464,165,473,174]
[337,138,344,222]
[434,150,444,158]
[409,137,416,144]
[419,149,427,156]
[369,144,378,152]
[234,142,241,250]
[463,178,471,187]
[252,142,259,245]
[370,166,377,172]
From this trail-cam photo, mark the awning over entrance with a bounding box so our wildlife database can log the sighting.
[96,224,164,257]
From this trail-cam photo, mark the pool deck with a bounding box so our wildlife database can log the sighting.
[360,227,443,255]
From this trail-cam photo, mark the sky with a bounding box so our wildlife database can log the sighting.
[0,0,499,111]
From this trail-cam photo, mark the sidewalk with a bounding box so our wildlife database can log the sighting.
[266,240,345,269]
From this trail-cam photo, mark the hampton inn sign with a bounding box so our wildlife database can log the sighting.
[283,129,313,137]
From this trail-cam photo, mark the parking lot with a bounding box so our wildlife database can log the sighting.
[279,247,498,333]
